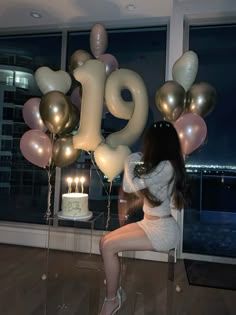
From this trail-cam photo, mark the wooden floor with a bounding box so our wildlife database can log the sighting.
[0,244,235,315]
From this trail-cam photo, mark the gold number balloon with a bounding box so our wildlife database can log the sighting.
[73,59,106,151]
[105,69,149,147]
[72,59,149,179]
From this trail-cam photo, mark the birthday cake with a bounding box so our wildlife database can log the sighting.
[61,193,91,219]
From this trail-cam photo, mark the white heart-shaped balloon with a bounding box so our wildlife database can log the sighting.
[94,143,131,182]
[172,51,198,92]
[35,66,72,95]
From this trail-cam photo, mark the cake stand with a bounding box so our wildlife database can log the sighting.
[57,210,93,221]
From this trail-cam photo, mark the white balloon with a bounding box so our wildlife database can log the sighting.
[35,66,71,95]
[105,89,134,120]
[105,69,148,147]
[73,59,106,151]
[94,143,131,182]
[172,51,199,92]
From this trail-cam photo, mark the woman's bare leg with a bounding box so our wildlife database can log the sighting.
[99,222,153,315]
[100,221,145,251]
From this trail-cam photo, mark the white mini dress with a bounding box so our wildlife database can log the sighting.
[123,153,180,252]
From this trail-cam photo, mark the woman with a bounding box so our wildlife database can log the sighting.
[99,120,187,315]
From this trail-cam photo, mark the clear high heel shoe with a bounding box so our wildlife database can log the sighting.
[118,287,127,305]
[99,287,126,315]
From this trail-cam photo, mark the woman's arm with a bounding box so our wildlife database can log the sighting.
[118,187,143,226]
[122,152,147,193]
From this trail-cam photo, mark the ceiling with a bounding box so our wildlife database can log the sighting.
[0,0,173,31]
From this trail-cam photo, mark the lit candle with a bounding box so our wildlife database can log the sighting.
[66,177,73,193]
[74,177,80,193]
[80,176,85,194]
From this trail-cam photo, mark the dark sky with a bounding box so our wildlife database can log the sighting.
[187,25,236,167]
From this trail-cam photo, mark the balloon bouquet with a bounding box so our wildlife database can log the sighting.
[72,24,149,227]
[20,67,82,219]
[155,51,217,156]
[20,23,150,224]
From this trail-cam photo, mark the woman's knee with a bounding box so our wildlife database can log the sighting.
[99,234,111,253]
[99,235,106,254]
[100,237,117,255]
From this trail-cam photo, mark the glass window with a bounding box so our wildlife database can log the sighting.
[186,24,236,167]
[13,107,24,122]
[0,69,14,85]
[2,124,13,136]
[3,107,13,119]
[0,33,62,224]
[0,187,10,195]
[1,139,12,151]
[13,123,27,138]
[0,171,10,182]
[0,155,12,168]
[183,24,236,258]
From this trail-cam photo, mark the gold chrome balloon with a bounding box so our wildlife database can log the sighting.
[40,91,70,134]
[60,103,80,135]
[69,49,92,73]
[52,135,81,168]
[155,81,186,121]
[186,82,217,117]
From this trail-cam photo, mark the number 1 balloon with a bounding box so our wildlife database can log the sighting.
[73,59,106,151]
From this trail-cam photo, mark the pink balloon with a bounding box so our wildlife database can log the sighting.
[23,98,47,132]
[20,130,52,168]
[174,113,207,155]
[98,53,119,76]
[90,23,108,58]
[70,86,81,109]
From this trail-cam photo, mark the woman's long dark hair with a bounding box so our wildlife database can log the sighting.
[134,120,187,209]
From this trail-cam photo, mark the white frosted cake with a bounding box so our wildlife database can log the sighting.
[61,193,90,217]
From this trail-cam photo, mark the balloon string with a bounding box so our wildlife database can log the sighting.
[88,151,110,196]
[45,169,52,221]
[105,181,112,230]
[44,133,56,221]
[88,151,112,230]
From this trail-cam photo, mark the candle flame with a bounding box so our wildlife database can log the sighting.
[74,177,80,184]
[66,177,73,184]
[80,176,85,183]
